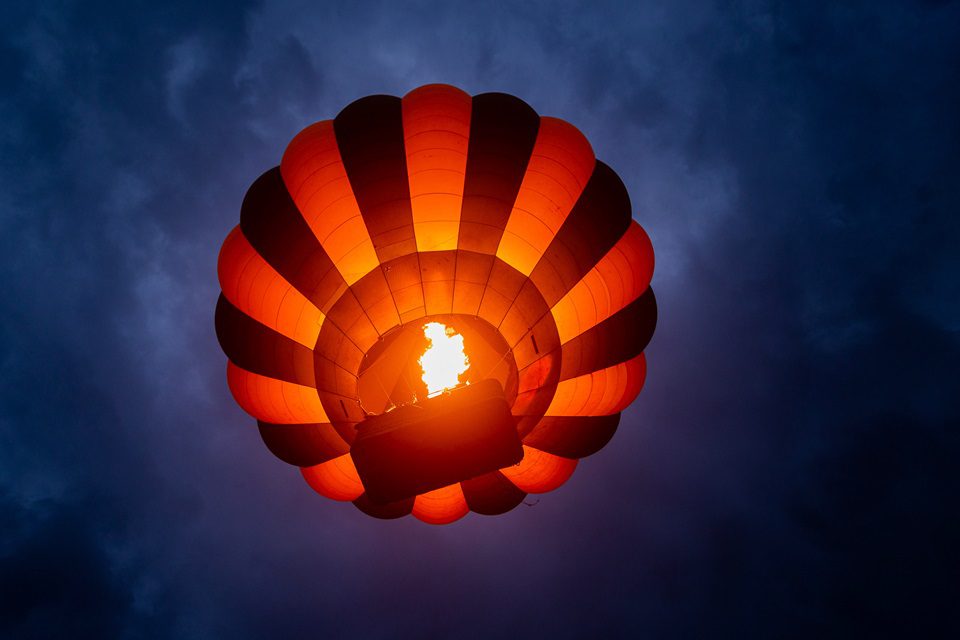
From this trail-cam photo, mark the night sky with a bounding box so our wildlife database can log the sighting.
[2,1,959,638]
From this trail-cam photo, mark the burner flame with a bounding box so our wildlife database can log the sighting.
[419,322,470,396]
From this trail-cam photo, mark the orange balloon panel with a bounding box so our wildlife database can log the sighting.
[411,483,470,524]
[226,362,329,424]
[402,84,472,253]
[497,117,595,275]
[218,226,325,349]
[551,221,654,344]
[350,267,402,336]
[301,454,364,501]
[280,121,379,285]
[545,353,647,417]
[500,446,578,493]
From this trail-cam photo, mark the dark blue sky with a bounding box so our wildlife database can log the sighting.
[2,1,958,637]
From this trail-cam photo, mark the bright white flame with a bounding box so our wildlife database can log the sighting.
[419,322,470,396]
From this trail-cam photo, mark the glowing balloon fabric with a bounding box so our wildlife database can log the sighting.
[215,84,656,524]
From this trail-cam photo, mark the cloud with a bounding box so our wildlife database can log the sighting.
[1,0,958,637]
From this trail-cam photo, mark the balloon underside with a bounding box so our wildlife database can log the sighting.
[216,84,656,524]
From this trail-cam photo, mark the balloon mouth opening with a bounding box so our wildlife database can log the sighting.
[352,316,524,502]
[357,314,519,417]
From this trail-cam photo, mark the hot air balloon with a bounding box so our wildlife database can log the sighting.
[216,84,656,524]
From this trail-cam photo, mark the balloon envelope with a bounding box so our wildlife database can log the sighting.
[216,84,656,524]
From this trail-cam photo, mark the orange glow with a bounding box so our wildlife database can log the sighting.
[403,84,471,252]
[501,445,577,493]
[217,84,658,523]
[544,353,647,417]
[301,454,364,501]
[226,362,329,424]
[217,226,325,348]
[412,483,469,524]
[496,117,596,275]
[280,120,379,284]
[419,322,470,396]
[551,221,654,344]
